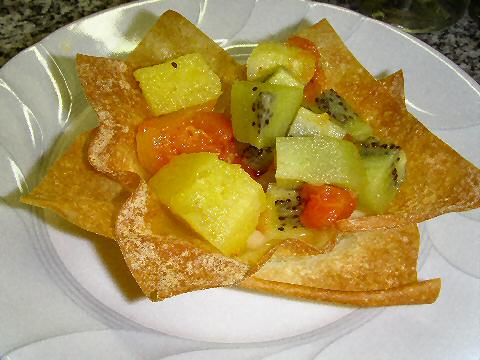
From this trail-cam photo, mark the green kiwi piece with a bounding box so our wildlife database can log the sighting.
[288,107,346,138]
[359,138,407,214]
[275,136,366,195]
[261,184,313,241]
[309,89,373,141]
[231,81,303,148]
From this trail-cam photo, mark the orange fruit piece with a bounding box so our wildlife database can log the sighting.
[300,184,356,228]
[137,110,236,175]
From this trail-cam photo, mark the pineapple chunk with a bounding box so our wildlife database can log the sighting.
[149,153,266,256]
[247,42,316,84]
[134,53,221,116]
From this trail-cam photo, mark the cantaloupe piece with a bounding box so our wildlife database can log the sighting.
[134,53,221,116]
[149,153,266,256]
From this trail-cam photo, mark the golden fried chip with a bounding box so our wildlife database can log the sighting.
[296,20,480,231]
[76,54,150,190]
[250,225,420,291]
[242,225,440,306]
[127,10,245,114]
[241,277,441,307]
[21,131,129,239]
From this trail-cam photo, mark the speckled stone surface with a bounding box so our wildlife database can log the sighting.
[1,0,479,83]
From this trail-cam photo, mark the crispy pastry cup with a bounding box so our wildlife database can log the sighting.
[23,11,480,304]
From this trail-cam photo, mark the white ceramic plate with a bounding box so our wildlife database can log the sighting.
[1,0,479,358]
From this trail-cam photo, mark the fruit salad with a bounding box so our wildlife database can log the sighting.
[21,10,480,307]
[131,34,409,259]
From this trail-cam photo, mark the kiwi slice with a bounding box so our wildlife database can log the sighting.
[275,136,366,195]
[260,184,312,241]
[309,89,373,141]
[359,138,407,214]
[231,81,303,148]
[288,107,346,138]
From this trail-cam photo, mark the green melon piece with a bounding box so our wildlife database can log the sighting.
[288,107,346,138]
[275,136,366,194]
[149,153,266,256]
[231,81,303,148]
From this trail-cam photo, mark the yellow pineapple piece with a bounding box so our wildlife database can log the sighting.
[134,53,221,116]
[149,153,266,256]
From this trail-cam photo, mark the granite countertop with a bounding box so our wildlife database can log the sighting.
[0,0,479,83]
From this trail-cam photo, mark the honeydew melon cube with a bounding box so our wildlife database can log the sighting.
[149,153,266,256]
[134,53,221,116]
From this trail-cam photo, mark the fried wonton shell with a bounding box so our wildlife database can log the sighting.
[242,225,440,306]
[251,225,421,291]
[22,13,449,305]
[295,20,480,231]
[21,131,130,239]
[76,54,150,191]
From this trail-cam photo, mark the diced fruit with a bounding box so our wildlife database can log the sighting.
[259,184,313,241]
[300,184,356,228]
[288,107,346,138]
[231,81,303,148]
[308,89,373,141]
[246,42,316,84]
[275,136,366,194]
[149,153,266,256]
[236,143,274,177]
[137,111,236,175]
[134,53,221,116]
[358,139,407,214]
[266,68,303,87]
